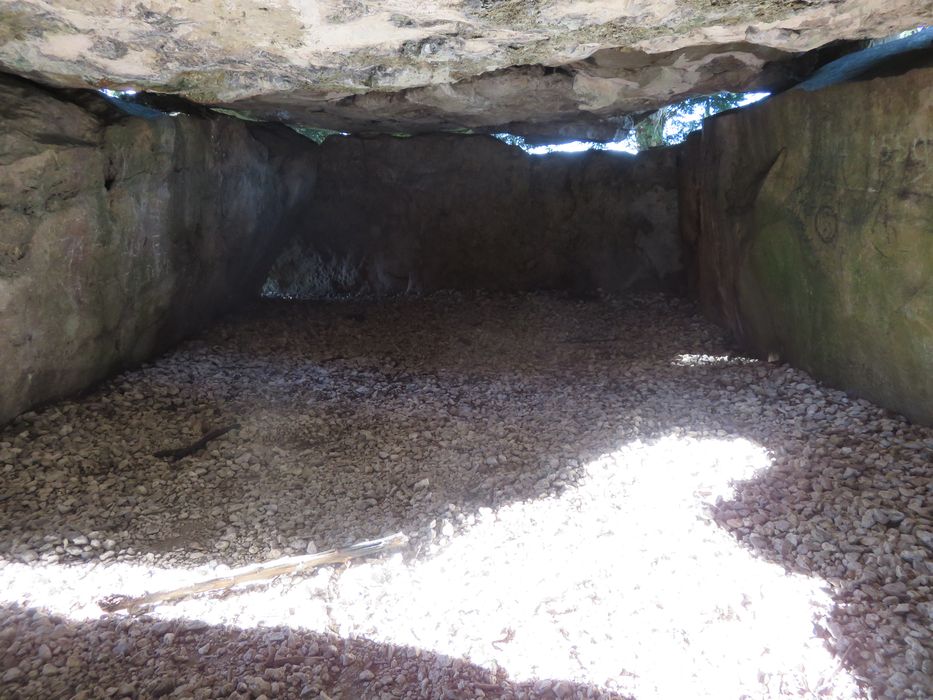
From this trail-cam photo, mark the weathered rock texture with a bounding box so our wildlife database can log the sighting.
[681,66,933,424]
[264,135,681,297]
[0,0,928,138]
[0,76,316,425]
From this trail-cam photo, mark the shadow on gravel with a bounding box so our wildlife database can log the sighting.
[708,424,932,698]
[0,602,628,699]
[0,294,728,563]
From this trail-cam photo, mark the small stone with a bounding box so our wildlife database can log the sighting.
[358,669,375,681]
[182,620,209,633]
[888,671,908,689]
[880,509,905,525]
[552,680,573,699]
[148,677,177,698]
[265,667,286,682]
[860,510,879,529]
[2,667,23,682]
[882,582,907,596]
[245,676,272,695]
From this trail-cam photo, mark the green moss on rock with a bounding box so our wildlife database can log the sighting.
[687,67,933,424]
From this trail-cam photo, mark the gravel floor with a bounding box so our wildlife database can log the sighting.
[0,292,930,700]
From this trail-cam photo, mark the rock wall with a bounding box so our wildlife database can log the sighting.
[0,76,316,425]
[265,135,681,298]
[682,67,933,424]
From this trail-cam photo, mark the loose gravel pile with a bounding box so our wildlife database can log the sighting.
[0,292,930,699]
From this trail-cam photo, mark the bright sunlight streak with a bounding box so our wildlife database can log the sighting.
[0,436,861,698]
[521,139,639,155]
[672,353,758,367]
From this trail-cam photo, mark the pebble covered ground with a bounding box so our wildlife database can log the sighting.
[0,292,930,700]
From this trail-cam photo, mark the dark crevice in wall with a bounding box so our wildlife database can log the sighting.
[0,71,217,127]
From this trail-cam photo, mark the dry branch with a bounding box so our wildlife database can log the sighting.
[99,532,408,613]
[154,423,240,462]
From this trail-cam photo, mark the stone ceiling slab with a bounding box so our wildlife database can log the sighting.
[0,0,928,137]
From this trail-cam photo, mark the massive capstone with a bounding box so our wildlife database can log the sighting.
[0,0,928,139]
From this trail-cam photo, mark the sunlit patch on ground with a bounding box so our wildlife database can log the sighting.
[671,353,759,367]
[1,436,861,698]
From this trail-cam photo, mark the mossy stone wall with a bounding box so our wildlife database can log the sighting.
[682,67,933,424]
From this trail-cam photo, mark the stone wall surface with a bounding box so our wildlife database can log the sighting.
[681,67,933,424]
[5,62,931,428]
[264,135,681,298]
[0,76,316,425]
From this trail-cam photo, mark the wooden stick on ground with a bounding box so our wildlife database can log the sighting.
[99,532,408,613]
[154,423,240,462]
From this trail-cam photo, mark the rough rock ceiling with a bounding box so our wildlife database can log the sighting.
[0,0,928,139]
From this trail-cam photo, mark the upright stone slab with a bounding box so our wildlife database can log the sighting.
[265,135,682,297]
[0,76,316,424]
[682,67,933,424]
